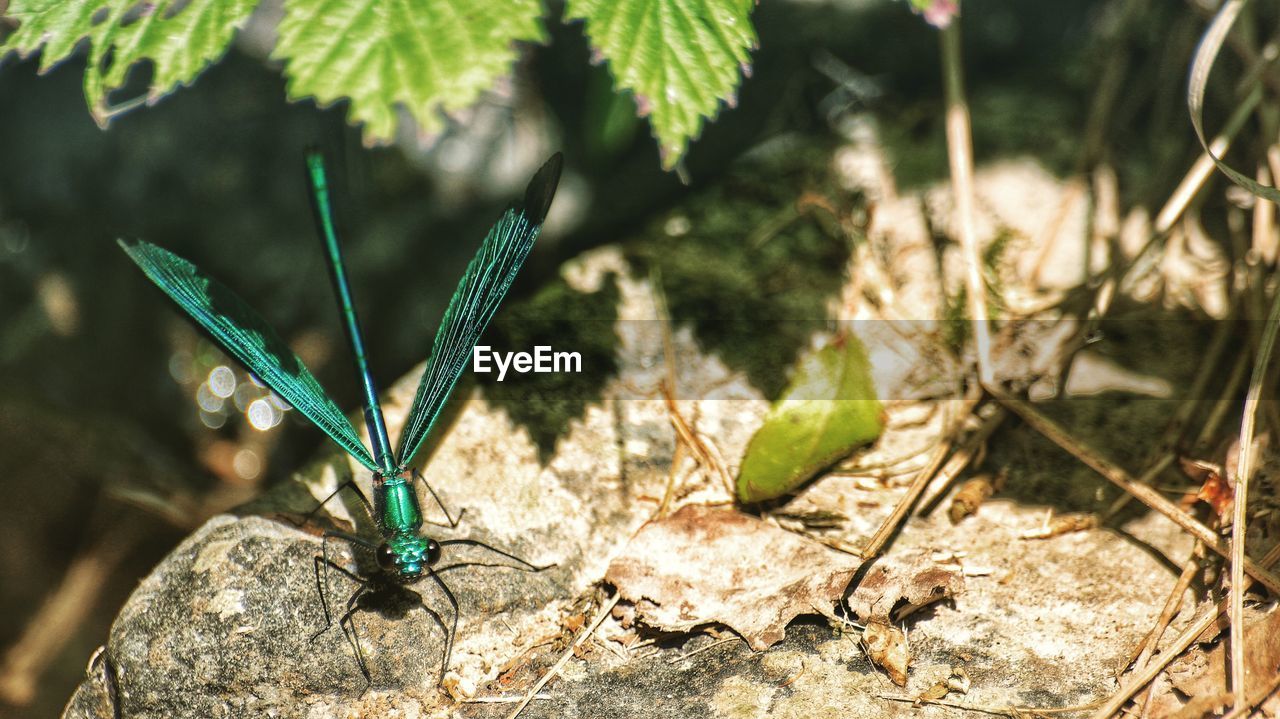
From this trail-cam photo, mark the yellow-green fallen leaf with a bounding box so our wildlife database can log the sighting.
[736,336,882,503]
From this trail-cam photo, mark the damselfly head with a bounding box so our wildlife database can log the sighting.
[376,534,441,582]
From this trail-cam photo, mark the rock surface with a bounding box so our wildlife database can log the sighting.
[66,148,1202,718]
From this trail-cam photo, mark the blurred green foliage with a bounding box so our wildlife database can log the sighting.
[0,0,757,170]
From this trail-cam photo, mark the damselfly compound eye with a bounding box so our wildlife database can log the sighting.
[375,543,397,572]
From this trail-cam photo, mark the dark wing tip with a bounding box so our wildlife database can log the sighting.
[521,152,564,226]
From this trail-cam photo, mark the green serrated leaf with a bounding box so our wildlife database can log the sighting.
[272,0,548,145]
[736,337,883,504]
[567,0,756,169]
[1,0,257,124]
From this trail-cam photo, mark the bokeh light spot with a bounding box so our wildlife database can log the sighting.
[232,449,262,480]
[196,382,225,413]
[247,398,277,431]
[208,365,236,399]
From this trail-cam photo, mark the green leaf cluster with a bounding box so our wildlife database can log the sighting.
[1,0,257,125]
[0,0,757,168]
[566,0,757,168]
[273,0,546,142]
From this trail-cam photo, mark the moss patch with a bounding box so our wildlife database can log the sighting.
[627,143,857,399]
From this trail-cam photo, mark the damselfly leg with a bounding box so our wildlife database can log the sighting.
[295,475,374,528]
[312,531,452,688]
[425,565,460,685]
[412,468,463,528]
[435,538,556,574]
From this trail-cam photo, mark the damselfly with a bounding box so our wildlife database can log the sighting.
[120,150,563,687]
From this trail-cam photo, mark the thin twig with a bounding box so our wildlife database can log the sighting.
[1128,542,1203,717]
[861,395,986,557]
[1152,297,1239,453]
[652,268,734,497]
[1228,276,1280,707]
[1087,542,1280,719]
[941,20,993,386]
[1081,0,1146,166]
[916,403,1006,518]
[505,594,620,719]
[665,637,739,665]
[1101,454,1173,522]
[1197,349,1252,449]
[658,441,687,519]
[662,384,734,496]
[464,694,552,704]
[876,694,1013,717]
[994,394,1280,594]
[1030,179,1087,285]
[626,638,657,653]
[653,264,691,518]
[1126,541,1201,671]
[879,692,1105,717]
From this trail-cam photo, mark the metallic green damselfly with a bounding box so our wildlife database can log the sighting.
[121,151,563,687]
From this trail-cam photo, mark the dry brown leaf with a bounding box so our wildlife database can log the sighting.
[863,621,910,686]
[610,601,636,631]
[1178,456,1220,486]
[847,550,965,622]
[605,505,861,650]
[1197,472,1234,519]
[913,666,970,705]
[1167,606,1280,702]
[1224,434,1269,486]
[1145,684,1187,719]
[916,680,949,704]
[1165,692,1232,719]
[562,613,586,633]
[1179,456,1234,518]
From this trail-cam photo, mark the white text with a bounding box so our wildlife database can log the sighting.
[472,345,583,381]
